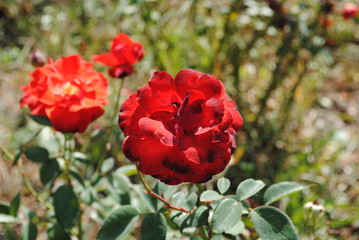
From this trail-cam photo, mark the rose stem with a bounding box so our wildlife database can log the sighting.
[92,77,126,183]
[196,184,210,240]
[110,77,125,125]
[63,134,83,239]
[136,163,190,213]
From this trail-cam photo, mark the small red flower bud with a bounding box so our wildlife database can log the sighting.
[29,48,46,67]
[342,3,359,20]
[92,33,145,78]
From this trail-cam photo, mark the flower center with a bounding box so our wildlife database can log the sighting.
[62,81,79,96]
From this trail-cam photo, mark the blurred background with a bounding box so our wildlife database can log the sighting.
[0,0,358,239]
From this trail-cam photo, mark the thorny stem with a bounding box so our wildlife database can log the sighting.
[136,163,190,213]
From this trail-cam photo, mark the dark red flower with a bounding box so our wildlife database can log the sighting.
[119,70,243,185]
[92,33,144,78]
[342,3,359,20]
[20,54,109,133]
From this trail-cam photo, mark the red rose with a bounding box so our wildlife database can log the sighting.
[342,3,359,20]
[20,54,109,133]
[119,70,243,185]
[92,33,145,78]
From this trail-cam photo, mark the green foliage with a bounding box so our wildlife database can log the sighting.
[25,146,50,162]
[263,181,308,205]
[47,225,71,240]
[217,177,231,194]
[40,160,61,186]
[251,206,299,240]
[22,211,38,240]
[9,193,20,217]
[200,190,223,202]
[141,213,167,240]
[211,199,243,234]
[97,206,140,240]
[0,214,17,223]
[28,114,53,127]
[179,206,209,231]
[236,179,265,201]
[54,185,79,233]
[0,203,10,215]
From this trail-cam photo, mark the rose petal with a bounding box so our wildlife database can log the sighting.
[108,64,133,78]
[149,71,174,90]
[92,53,120,66]
[111,33,133,50]
[56,55,82,76]
[175,69,225,99]
[118,94,147,137]
[137,80,180,116]
[46,107,81,133]
[178,91,205,133]
[201,98,224,127]
[138,117,174,146]
[122,137,169,175]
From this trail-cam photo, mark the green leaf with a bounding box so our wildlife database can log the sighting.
[250,206,299,240]
[12,151,22,166]
[116,165,138,177]
[179,206,209,232]
[224,219,245,235]
[172,191,187,207]
[97,205,139,240]
[163,185,178,200]
[70,170,85,187]
[0,214,17,223]
[25,146,50,163]
[47,224,71,240]
[184,192,198,211]
[236,179,265,200]
[72,152,89,164]
[10,193,20,217]
[263,182,307,205]
[217,177,230,194]
[200,190,223,202]
[101,157,115,175]
[141,212,167,240]
[211,199,243,233]
[107,174,131,205]
[40,160,60,186]
[23,211,38,240]
[0,203,10,215]
[108,174,130,194]
[28,114,52,126]
[54,185,79,232]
